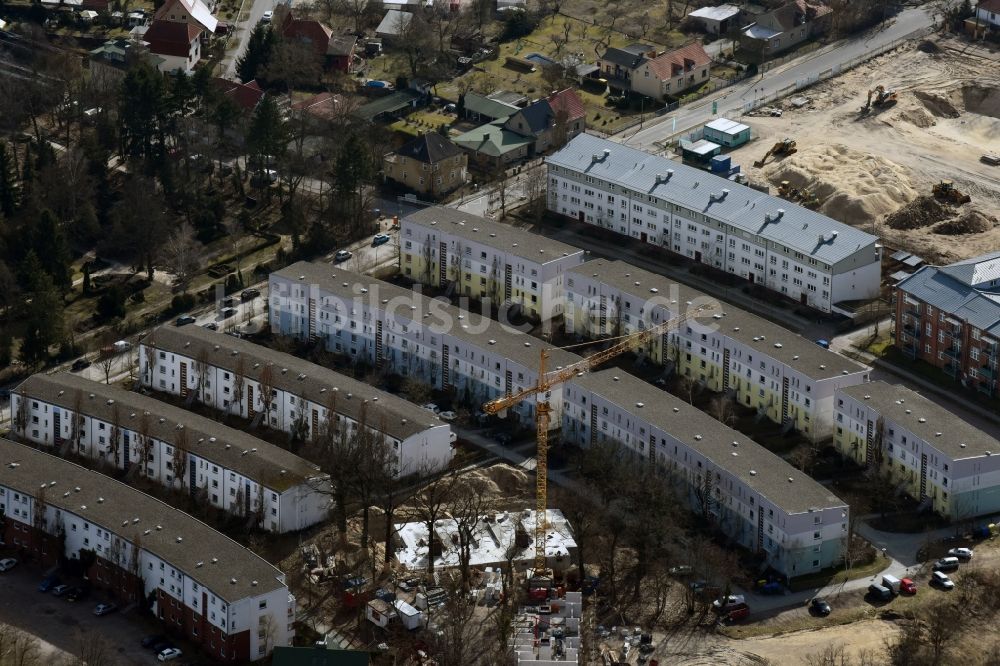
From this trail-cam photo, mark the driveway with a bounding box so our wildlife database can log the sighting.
[0,563,160,665]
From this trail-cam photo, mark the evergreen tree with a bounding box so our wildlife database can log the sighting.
[118,62,168,161]
[0,141,18,217]
[236,24,276,84]
[333,133,374,231]
[20,254,64,366]
[246,96,288,172]
[28,210,72,291]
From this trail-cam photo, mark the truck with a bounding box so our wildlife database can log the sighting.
[881,575,901,595]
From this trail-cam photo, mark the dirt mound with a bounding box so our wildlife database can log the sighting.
[934,209,998,235]
[453,463,530,498]
[884,196,951,230]
[914,91,960,118]
[962,85,1000,119]
[898,106,936,128]
[917,40,941,54]
[765,144,917,225]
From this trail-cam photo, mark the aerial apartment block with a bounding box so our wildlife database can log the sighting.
[894,251,1000,397]
[12,373,329,534]
[834,381,1000,520]
[545,134,882,313]
[399,206,585,321]
[269,261,581,428]
[564,259,870,440]
[139,325,454,476]
[0,439,294,662]
[563,370,848,578]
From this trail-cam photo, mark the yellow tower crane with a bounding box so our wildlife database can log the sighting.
[481,303,717,574]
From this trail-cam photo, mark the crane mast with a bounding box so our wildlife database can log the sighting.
[482,304,716,573]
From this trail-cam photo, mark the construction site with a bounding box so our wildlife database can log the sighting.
[736,36,1000,265]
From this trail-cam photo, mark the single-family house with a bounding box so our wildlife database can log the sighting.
[546,87,587,139]
[739,0,832,62]
[383,132,468,197]
[211,77,265,112]
[291,92,346,123]
[89,38,163,90]
[143,19,202,73]
[452,121,534,169]
[276,6,359,73]
[153,0,217,34]
[375,9,412,39]
[688,4,742,34]
[630,42,712,101]
[974,0,1000,29]
[461,91,520,122]
[596,43,655,92]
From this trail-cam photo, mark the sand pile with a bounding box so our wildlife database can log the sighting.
[914,91,960,118]
[765,144,918,225]
[897,106,936,128]
[962,85,1000,119]
[934,209,998,235]
[454,463,530,498]
[884,196,950,230]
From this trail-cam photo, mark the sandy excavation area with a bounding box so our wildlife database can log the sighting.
[729,38,1000,264]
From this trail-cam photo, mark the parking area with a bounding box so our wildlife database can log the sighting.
[0,561,177,665]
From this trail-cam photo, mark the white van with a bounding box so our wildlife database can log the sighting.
[932,571,954,589]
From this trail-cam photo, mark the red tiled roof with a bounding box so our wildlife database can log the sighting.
[291,92,345,120]
[979,0,1000,11]
[643,42,711,81]
[546,88,585,122]
[144,19,201,58]
[211,77,265,111]
[282,18,333,58]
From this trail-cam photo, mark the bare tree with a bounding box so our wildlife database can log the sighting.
[413,468,459,574]
[450,478,494,590]
[431,571,479,666]
[162,222,202,292]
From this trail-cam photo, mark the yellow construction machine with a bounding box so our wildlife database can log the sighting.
[933,180,971,205]
[753,138,797,168]
[861,85,898,113]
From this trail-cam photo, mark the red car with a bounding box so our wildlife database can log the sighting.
[727,603,750,621]
[900,578,917,594]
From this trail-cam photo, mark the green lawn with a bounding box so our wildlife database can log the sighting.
[389,110,455,137]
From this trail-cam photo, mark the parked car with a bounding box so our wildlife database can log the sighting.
[334,250,353,263]
[148,640,175,654]
[438,410,457,422]
[38,575,61,592]
[810,597,831,616]
[900,578,917,594]
[241,288,260,301]
[948,547,973,560]
[260,10,273,22]
[422,403,440,414]
[372,233,391,246]
[175,315,196,327]
[93,602,117,616]
[65,585,90,602]
[712,594,745,610]
[70,359,91,372]
[758,581,783,595]
[250,169,278,187]
[933,557,960,572]
[668,565,693,576]
[141,635,167,649]
[221,308,238,319]
[202,322,218,331]
[0,558,17,572]
[222,297,235,308]
[50,584,71,596]
[157,647,183,661]
[726,603,750,621]
[931,571,955,590]
[866,584,892,601]
[113,340,131,352]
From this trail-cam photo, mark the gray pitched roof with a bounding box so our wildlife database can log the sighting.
[394,132,463,164]
[144,326,447,441]
[15,373,324,492]
[462,92,519,120]
[0,439,286,602]
[546,134,879,266]
[600,43,653,69]
[572,370,846,514]
[272,262,581,371]
[403,206,583,265]
[506,99,553,136]
[839,382,999,460]
[569,259,868,380]
[897,266,1000,337]
[937,251,1000,288]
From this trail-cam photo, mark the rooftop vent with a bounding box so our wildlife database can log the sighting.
[918,417,926,423]
[694,434,702,441]
[176,536,183,543]
[211,558,218,564]
[749,469,757,476]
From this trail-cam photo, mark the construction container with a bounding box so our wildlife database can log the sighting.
[710,155,732,173]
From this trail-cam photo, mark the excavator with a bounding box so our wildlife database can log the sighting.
[932,180,971,205]
[777,180,820,209]
[861,85,898,113]
[753,138,797,168]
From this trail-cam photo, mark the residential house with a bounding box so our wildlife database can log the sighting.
[546,88,587,139]
[268,261,582,429]
[596,43,656,92]
[153,0,218,34]
[894,252,1000,397]
[564,258,871,441]
[546,134,882,313]
[11,373,330,534]
[211,77,265,113]
[138,325,454,476]
[740,0,832,62]
[834,381,1000,521]
[630,42,712,102]
[353,90,422,123]
[375,9,412,39]
[276,7,359,73]
[143,19,202,73]
[291,92,346,124]
[399,206,585,320]
[461,91,520,123]
[0,439,295,662]
[88,38,164,91]
[974,0,1000,29]
[383,132,468,197]
[452,121,534,169]
[688,4,742,35]
[562,370,849,578]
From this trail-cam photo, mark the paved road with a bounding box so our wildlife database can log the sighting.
[620,6,937,150]
[219,0,280,80]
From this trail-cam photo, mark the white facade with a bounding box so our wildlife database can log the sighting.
[564,259,870,440]
[0,440,294,662]
[545,134,881,313]
[139,326,454,477]
[563,370,848,578]
[269,262,582,430]
[12,374,329,534]
[400,206,585,321]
